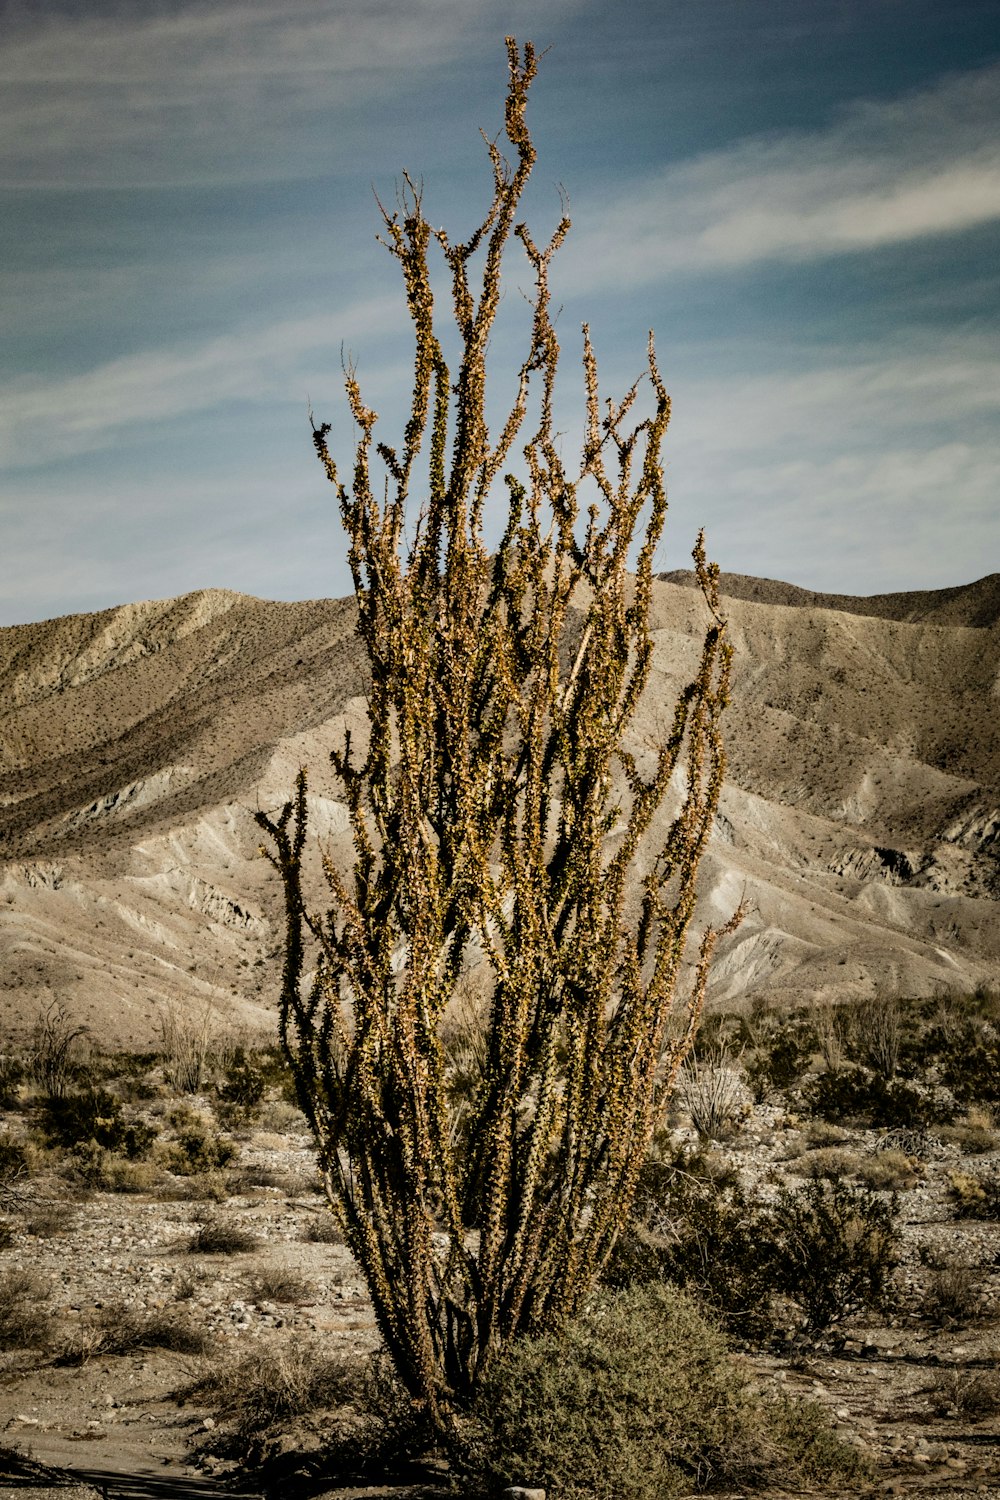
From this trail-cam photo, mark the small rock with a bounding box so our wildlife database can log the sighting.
[202,1417,216,1430]
[502,1490,546,1500]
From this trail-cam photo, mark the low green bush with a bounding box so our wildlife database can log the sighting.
[63,1142,162,1193]
[770,1180,899,1333]
[217,1049,266,1110]
[462,1283,868,1500]
[604,1149,776,1342]
[160,1108,239,1175]
[39,1088,156,1158]
[804,1066,952,1129]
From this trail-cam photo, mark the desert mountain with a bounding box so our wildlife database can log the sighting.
[2,575,998,1045]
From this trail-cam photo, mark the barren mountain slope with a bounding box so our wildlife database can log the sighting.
[1,577,997,1044]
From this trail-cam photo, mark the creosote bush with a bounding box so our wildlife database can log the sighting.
[770,1180,899,1333]
[604,1145,776,1342]
[804,1066,952,1130]
[39,1087,156,1159]
[460,1282,868,1499]
[257,37,737,1429]
[605,1147,901,1341]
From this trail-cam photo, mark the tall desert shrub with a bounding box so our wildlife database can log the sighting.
[257,38,736,1431]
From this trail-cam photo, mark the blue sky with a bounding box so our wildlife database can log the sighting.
[2,0,999,625]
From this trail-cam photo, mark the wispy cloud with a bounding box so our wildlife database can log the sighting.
[660,336,1000,590]
[0,296,409,467]
[566,62,1000,282]
[670,336,1000,453]
[0,0,579,188]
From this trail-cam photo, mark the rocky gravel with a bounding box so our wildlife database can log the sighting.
[1,1086,999,1497]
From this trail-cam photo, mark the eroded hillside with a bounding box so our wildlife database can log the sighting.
[1,575,997,1043]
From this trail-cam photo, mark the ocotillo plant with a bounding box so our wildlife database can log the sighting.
[257,37,737,1431]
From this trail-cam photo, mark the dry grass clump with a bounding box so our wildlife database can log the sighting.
[189,1217,258,1254]
[24,1203,78,1239]
[302,1214,343,1245]
[803,1120,850,1148]
[939,1107,997,1155]
[248,1269,314,1305]
[185,1340,363,1442]
[229,1164,317,1196]
[158,1170,230,1203]
[788,1147,861,1180]
[55,1301,212,1365]
[927,1366,1000,1420]
[920,1259,983,1328]
[0,1270,52,1350]
[854,1148,917,1190]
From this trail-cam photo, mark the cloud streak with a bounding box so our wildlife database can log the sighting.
[566,62,1000,281]
[0,0,580,188]
[0,296,409,468]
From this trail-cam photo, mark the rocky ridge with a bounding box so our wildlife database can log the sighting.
[1,573,998,1044]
